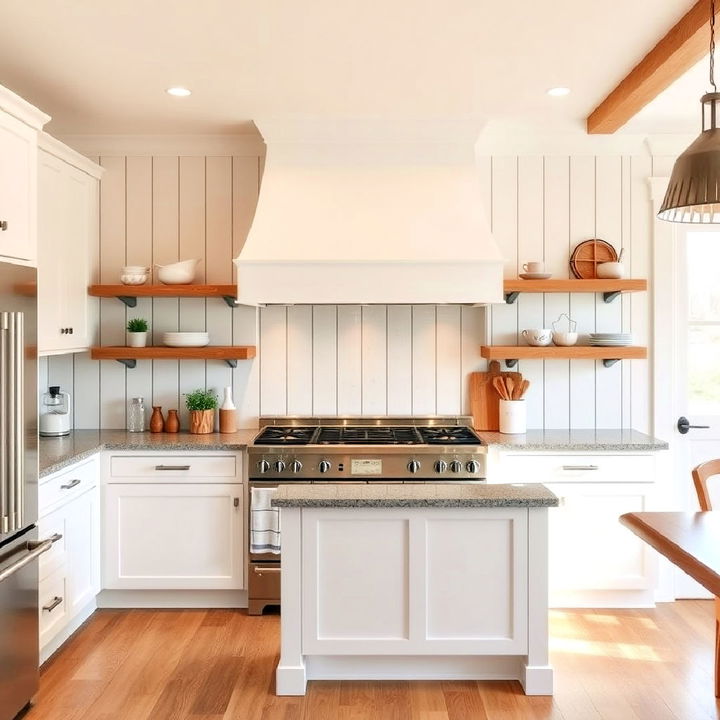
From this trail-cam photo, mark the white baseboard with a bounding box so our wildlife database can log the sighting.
[550,589,656,609]
[96,589,248,608]
[40,599,97,665]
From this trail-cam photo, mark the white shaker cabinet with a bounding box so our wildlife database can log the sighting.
[38,455,101,661]
[491,452,659,607]
[102,454,245,592]
[0,86,49,263]
[37,136,102,354]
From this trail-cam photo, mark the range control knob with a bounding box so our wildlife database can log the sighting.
[466,460,481,474]
[257,460,270,474]
[318,460,332,473]
[274,460,286,473]
[449,460,463,473]
[434,460,448,473]
[407,460,421,474]
[290,460,303,473]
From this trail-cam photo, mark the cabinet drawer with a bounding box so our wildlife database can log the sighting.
[39,457,98,515]
[498,454,656,485]
[38,510,68,582]
[109,455,237,480]
[39,566,68,647]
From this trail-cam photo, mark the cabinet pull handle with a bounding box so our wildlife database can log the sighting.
[60,478,81,490]
[154,465,191,471]
[0,220,7,231]
[561,465,599,471]
[233,497,239,508]
[253,567,281,575]
[42,596,63,613]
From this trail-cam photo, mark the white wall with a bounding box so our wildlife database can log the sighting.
[45,143,655,431]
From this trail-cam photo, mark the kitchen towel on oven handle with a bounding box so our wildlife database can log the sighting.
[250,487,281,554]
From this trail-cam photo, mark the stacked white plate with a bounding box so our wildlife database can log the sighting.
[588,333,633,347]
[162,332,210,347]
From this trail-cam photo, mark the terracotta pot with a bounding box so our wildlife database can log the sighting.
[149,406,164,433]
[165,409,179,433]
[189,409,214,434]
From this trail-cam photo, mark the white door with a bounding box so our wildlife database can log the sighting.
[672,226,720,597]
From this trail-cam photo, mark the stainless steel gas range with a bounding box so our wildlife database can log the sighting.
[247,416,486,614]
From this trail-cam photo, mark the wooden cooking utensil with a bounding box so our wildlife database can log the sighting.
[493,376,508,400]
[505,377,515,400]
[518,379,530,398]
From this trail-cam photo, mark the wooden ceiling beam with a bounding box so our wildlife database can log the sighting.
[587,0,714,134]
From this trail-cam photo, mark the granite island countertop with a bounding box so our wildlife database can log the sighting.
[38,428,258,477]
[476,428,668,452]
[271,482,558,508]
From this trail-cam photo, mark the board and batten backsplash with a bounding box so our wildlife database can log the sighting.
[40,150,655,432]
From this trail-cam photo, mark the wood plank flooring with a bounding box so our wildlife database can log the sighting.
[23,601,720,720]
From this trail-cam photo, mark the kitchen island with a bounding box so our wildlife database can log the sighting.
[272,482,558,696]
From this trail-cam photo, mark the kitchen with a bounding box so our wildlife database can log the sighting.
[2,1,720,718]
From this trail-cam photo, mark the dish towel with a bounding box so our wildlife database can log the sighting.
[250,487,281,555]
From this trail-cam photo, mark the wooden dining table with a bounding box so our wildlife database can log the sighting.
[620,511,720,696]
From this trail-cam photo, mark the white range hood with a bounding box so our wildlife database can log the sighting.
[234,120,504,305]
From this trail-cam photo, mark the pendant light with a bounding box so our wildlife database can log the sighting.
[658,0,720,223]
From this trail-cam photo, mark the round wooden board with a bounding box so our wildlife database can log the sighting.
[570,239,618,279]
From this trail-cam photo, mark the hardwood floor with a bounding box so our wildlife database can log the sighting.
[23,601,720,720]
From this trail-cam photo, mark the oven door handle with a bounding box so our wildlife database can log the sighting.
[253,566,281,575]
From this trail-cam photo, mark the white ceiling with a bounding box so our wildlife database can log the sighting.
[0,0,698,136]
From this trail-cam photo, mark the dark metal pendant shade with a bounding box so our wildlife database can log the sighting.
[658,92,720,223]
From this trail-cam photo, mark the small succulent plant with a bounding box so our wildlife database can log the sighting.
[126,318,149,333]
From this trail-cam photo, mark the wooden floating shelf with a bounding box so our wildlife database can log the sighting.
[88,284,237,308]
[503,278,647,304]
[90,345,256,369]
[480,345,647,369]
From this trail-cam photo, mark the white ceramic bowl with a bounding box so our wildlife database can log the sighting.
[596,261,625,279]
[522,329,553,347]
[155,259,200,285]
[122,265,149,273]
[162,332,210,347]
[552,331,578,347]
[120,273,149,285]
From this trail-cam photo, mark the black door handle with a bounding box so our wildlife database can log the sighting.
[677,416,711,434]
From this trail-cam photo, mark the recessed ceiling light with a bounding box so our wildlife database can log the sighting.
[166,87,191,97]
[547,87,570,97]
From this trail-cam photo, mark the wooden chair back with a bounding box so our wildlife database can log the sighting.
[692,459,720,511]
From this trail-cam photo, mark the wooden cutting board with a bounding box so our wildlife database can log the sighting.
[469,363,523,430]
[469,361,502,431]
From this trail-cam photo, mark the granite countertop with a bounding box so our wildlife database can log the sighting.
[271,482,558,508]
[38,428,258,477]
[476,429,668,452]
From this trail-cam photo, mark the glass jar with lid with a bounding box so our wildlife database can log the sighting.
[128,397,146,432]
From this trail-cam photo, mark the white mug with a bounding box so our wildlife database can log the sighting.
[523,261,544,274]
[522,328,552,346]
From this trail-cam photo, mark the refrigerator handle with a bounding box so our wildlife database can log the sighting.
[0,312,8,534]
[13,312,23,531]
[0,537,56,584]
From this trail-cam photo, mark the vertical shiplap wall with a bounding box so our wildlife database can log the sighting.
[55,149,654,431]
[481,155,652,431]
[46,154,262,429]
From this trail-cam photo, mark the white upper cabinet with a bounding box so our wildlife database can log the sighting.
[37,136,101,354]
[0,86,49,263]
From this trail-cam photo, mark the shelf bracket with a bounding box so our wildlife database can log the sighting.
[602,290,621,304]
[116,296,138,308]
[602,358,620,368]
[222,295,237,308]
[505,291,520,305]
[504,359,519,369]
[116,358,137,369]
[224,359,238,369]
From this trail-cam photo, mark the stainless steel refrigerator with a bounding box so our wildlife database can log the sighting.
[0,261,55,720]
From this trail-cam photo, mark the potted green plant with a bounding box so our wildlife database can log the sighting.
[185,388,217,434]
[126,317,149,348]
